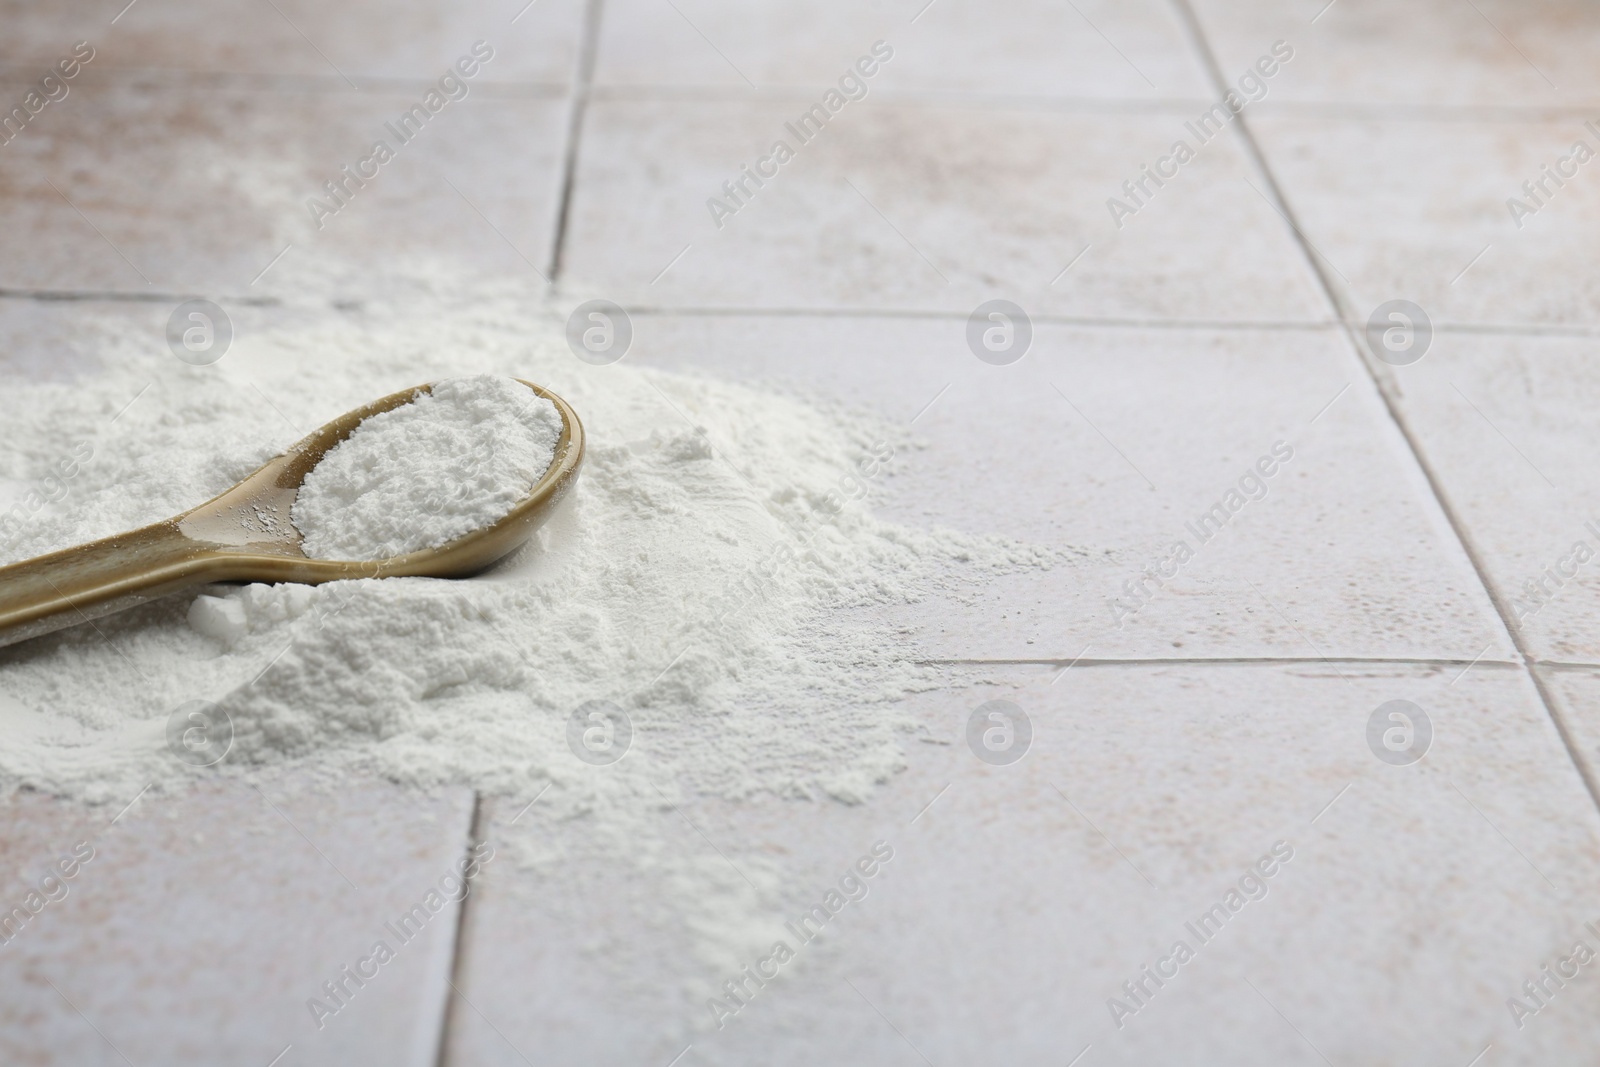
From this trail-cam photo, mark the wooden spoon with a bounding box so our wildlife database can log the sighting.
[0,378,584,648]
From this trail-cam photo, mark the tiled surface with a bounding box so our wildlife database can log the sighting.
[448,666,1600,1066]
[1250,113,1600,328]
[595,0,1213,98]
[0,80,565,297]
[0,0,584,85]
[2,1,1600,1063]
[1189,0,1600,109]
[561,99,1330,319]
[1384,332,1600,662]
[621,313,1510,661]
[0,778,475,1066]
[1543,667,1600,790]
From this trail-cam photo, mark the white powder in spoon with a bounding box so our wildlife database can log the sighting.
[291,374,562,561]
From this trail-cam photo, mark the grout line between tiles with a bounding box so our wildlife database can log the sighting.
[0,287,1337,330]
[604,307,1340,328]
[0,280,1328,328]
[7,284,1600,343]
[14,62,1599,124]
[0,64,571,98]
[1433,322,1600,339]
[585,85,1217,112]
[8,284,1600,343]
[434,791,485,1067]
[1243,100,1600,124]
[919,656,1523,670]
[0,287,282,306]
[585,86,1600,122]
[1165,0,1600,815]
[546,0,605,284]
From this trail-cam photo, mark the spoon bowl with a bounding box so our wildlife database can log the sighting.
[0,378,584,648]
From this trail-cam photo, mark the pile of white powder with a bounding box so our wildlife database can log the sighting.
[0,284,1073,1028]
[291,374,563,560]
[0,289,1060,816]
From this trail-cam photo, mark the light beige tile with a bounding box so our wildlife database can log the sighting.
[605,312,1510,661]
[561,98,1330,319]
[0,777,475,1066]
[595,0,1212,99]
[1251,112,1600,328]
[0,0,583,85]
[1376,332,1600,662]
[1543,667,1600,788]
[1189,0,1598,108]
[0,81,565,297]
[446,664,1600,1065]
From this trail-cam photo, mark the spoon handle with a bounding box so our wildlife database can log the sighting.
[0,522,215,648]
